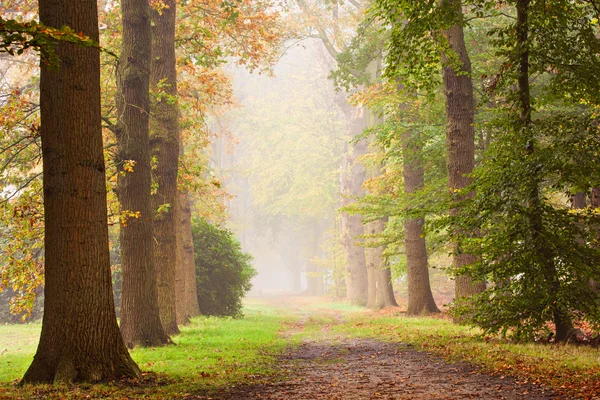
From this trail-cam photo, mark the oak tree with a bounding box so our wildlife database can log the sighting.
[21,0,140,382]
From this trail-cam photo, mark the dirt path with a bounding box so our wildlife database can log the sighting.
[198,338,561,400]
[192,301,563,400]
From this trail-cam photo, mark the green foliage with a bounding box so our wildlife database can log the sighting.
[451,109,600,340]
[0,17,103,66]
[191,217,256,317]
[329,19,388,91]
[368,0,600,340]
[445,0,600,340]
[0,288,42,324]
[369,0,461,96]
[342,84,448,264]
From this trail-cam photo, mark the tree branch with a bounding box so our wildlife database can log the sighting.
[346,0,363,10]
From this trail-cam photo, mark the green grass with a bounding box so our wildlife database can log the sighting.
[0,302,298,399]
[0,322,41,383]
[131,303,294,383]
[1,298,599,399]
[331,312,600,398]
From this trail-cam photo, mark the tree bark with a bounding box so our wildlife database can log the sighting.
[365,228,378,309]
[340,109,368,305]
[375,251,398,308]
[402,130,439,315]
[115,0,170,348]
[572,192,586,209]
[516,0,572,341]
[592,188,600,209]
[176,191,200,320]
[22,0,140,383]
[441,0,485,298]
[592,188,600,291]
[174,194,189,325]
[364,218,397,309]
[149,0,180,334]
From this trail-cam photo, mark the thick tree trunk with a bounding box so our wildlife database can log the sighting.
[441,0,485,298]
[340,109,368,305]
[402,130,439,315]
[176,191,200,320]
[22,0,140,383]
[363,100,397,309]
[150,0,180,335]
[341,146,368,304]
[115,0,170,348]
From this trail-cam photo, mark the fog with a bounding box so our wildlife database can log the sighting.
[211,39,347,295]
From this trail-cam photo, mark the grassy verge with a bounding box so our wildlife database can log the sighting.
[0,302,297,399]
[0,323,41,383]
[331,310,600,399]
[1,298,599,399]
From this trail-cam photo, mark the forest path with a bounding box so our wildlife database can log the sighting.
[196,297,563,400]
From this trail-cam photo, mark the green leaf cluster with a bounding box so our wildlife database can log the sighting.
[191,217,256,318]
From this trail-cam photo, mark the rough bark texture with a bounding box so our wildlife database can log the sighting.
[441,0,485,298]
[402,130,439,315]
[116,0,170,349]
[22,0,140,383]
[176,191,200,321]
[340,108,368,305]
[150,0,179,335]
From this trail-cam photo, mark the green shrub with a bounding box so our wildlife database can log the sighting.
[191,217,256,317]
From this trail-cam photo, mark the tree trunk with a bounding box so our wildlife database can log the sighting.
[149,0,180,335]
[174,195,189,325]
[441,0,485,298]
[572,192,586,209]
[592,188,600,208]
[340,109,368,305]
[592,188,600,291]
[115,0,170,348]
[515,0,572,341]
[305,221,324,295]
[22,0,140,383]
[364,218,395,309]
[375,257,398,308]
[402,130,439,315]
[176,191,200,320]
[365,238,378,309]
